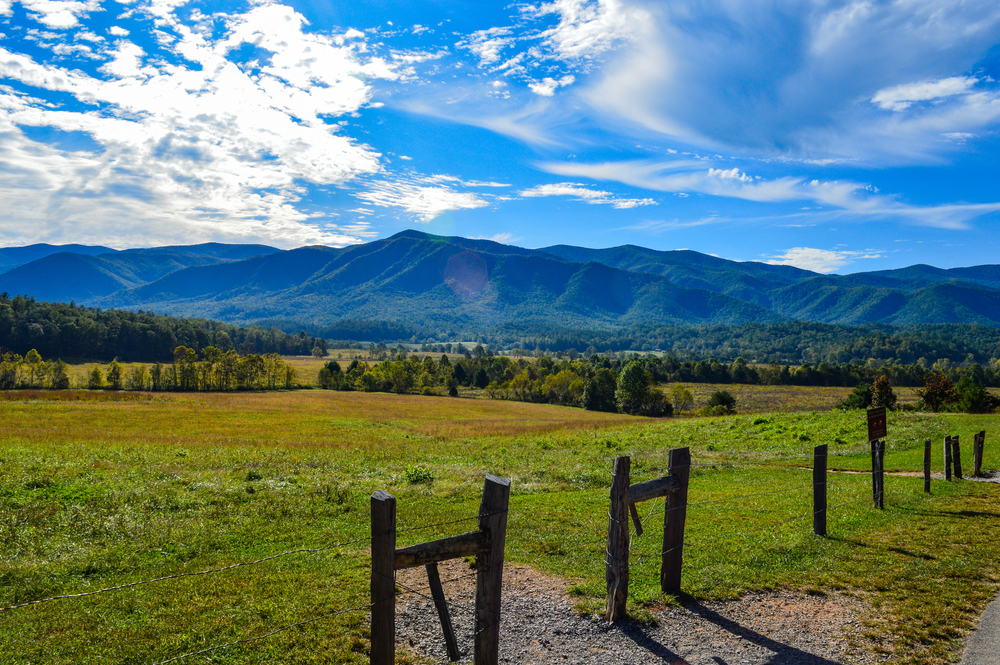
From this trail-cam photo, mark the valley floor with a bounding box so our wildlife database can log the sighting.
[0,389,997,663]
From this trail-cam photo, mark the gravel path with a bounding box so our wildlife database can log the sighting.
[396,561,875,665]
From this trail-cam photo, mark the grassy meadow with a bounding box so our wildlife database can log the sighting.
[1,389,999,664]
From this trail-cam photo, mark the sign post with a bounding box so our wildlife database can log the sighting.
[867,407,886,509]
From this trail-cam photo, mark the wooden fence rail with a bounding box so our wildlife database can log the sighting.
[370,474,511,665]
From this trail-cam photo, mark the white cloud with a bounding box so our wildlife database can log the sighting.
[20,0,102,29]
[0,3,405,248]
[766,247,883,273]
[355,178,490,222]
[99,40,152,78]
[528,74,575,96]
[582,0,1000,164]
[473,232,519,244]
[0,0,11,17]
[539,158,1000,229]
[525,0,646,61]
[391,49,448,65]
[459,26,515,67]
[108,26,129,37]
[872,76,979,112]
[519,181,656,208]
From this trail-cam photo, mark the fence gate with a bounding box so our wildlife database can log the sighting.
[606,447,690,622]
[371,474,510,665]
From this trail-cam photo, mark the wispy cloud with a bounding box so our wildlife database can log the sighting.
[355,175,491,222]
[581,0,1000,163]
[519,182,656,208]
[538,159,1000,229]
[872,76,980,112]
[766,247,883,273]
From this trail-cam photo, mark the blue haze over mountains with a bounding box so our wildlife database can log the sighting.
[2,231,1000,334]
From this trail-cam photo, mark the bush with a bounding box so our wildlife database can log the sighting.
[706,390,737,415]
[837,382,872,410]
[404,466,434,484]
[641,387,673,417]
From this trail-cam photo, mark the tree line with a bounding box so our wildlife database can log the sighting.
[0,294,329,362]
[1,346,297,392]
[315,347,1000,416]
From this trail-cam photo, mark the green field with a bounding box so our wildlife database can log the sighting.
[1,390,998,664]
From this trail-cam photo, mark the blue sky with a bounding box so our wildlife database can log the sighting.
[1,0,999,273]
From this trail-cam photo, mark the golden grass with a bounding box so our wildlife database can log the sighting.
[0,389,633,449]
[669,382,921,414]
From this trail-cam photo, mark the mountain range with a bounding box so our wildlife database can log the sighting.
[2,231,1000,336]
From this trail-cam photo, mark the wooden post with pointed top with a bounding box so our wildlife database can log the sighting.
[474,474,510,665]
[662,447,691,594]
[370,490,396,665]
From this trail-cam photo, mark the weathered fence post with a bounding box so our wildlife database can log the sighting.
[606,456,630,622]
[945,436,953,481]
[813,444,827,536]
[370,490,397,665]
[876,440,885,509]
[870,440,879,503]
[923,440,931,493]
[475,474,510,665]
[870,440,885,509]
[974,431,986,477]
[662,447,691,594]
[953,435,963,479]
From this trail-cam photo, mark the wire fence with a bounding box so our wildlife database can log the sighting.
[1,507,501,664]
[1,438,956,663]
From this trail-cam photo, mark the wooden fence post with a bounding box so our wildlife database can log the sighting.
[370,490,396,665]
[870,440,878,504]
[953,435,963,479]
[876,440,885,510]
[923,440,931,493]
[475,474,510,665]
[606,456,630,622]
[975,431,986,477]
[945,436,952,481]
[662,447,690,595]
[813,444,827,536]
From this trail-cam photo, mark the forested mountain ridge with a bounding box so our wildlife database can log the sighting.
[98,233,782,330]
[4,231,1000,335]
[0,243,114,273]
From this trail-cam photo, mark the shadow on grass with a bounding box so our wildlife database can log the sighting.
[824,535,935,560]
[898,507,1000,519]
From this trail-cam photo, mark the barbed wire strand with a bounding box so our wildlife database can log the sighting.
[3,508,505,613]
[0,535,372,613]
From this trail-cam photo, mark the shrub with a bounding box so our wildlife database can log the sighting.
[404,466,434,484]
[706,390,737,415]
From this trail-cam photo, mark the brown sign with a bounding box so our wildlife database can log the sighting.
[867,406,887,441]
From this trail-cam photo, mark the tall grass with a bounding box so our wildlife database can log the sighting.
[1,391,997,663]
